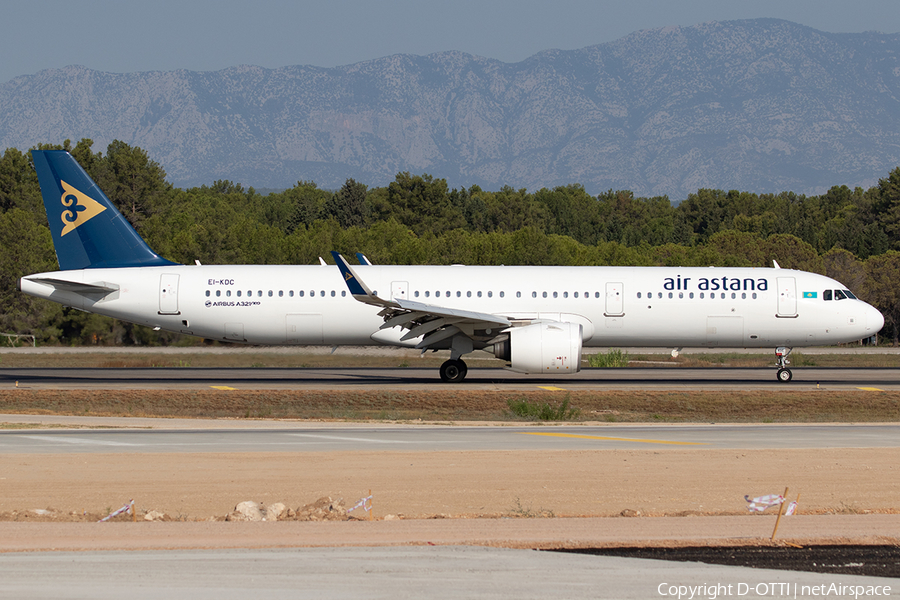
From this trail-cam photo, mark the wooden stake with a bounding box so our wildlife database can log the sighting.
[131,500,136,522]
[770,487,789,541]
[368,489,373,521]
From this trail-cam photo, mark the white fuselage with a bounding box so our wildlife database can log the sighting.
[20,264,883,350]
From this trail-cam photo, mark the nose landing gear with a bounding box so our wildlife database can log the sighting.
[775,347,792,383]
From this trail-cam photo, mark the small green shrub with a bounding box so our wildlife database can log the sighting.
[506,395,581,421]
[588,348,630,368]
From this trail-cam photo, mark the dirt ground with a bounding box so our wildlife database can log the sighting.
[2,447,898,520]
[1,444,899,555]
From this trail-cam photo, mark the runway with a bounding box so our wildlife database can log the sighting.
[4,366,900,390]
[1,423,899,454]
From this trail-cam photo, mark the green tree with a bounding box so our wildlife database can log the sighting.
[863,251,900,345]
[91,140,172,230]
[326,178,369,228]
[370,172,464,235]
[0,209,63,341]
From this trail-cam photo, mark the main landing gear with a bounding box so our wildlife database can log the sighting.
[440,359,468,383]
[775,347,792,383]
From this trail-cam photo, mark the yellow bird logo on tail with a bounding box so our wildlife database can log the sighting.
[60,180,106,236]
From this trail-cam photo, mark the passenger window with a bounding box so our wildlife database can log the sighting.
[299,290,305,297]
[467,291,472,298]
[731,292,736,299]
[720,293,726,299]
[575,292,580,298]
[258,291,263,297]
[543,292,548,298]
[741,292,746,299]
[331,290,336,297]
[668,292,673,299]
[689,292,694,299]
[226,290,231,297]
[552,292,557,298]
[425,291,430,298]
[477,291,482,298]
[595,292,600,298]
[456,291,461,298]
[237,290,242,297]
[752,292,757,299]
[341,291,346,297]
[678,292,683,299]
[834,289,846,300]
[205,290,210,297]
[658,292,662,299]
[414,291,419,298]
[268,290,273,297]
[320,290,325,297]
[700,292,704,299]
[499,291,504,298]
[289,291,293,297]
[532,292,537,298]
[278,290,283,297]
[637,292,642,299]
[216,290,221,297]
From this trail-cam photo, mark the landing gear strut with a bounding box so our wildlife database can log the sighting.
[775,347,792,383]
[440,359,468,383]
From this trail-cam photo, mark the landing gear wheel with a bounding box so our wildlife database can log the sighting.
[777,368,793,383]
[440,359,468,383]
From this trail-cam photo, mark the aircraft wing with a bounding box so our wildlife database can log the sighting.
[331,252,510,349]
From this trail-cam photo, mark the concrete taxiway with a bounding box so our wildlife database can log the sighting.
[1,422,899,453]
[1,546,897,600]
[2,546,895,600]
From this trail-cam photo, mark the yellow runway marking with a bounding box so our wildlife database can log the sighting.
[210,386,237,391]
[857,387,884,392]
[520,432,706,446]
[538,386,566,391]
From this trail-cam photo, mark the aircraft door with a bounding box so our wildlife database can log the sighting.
[604,282,624,317]
[776,277,797,317]
[391,281,409,301]
[285,313,324,344]
[159,274,180,315]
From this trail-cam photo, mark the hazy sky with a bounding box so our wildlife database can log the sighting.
[2,0,899,84]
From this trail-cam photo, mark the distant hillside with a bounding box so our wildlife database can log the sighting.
[1,18,899,198]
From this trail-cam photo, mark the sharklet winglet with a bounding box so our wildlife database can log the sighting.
[330,251,397,308]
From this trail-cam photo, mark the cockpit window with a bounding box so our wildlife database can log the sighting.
[843,289,857,299]
[823,289,833,301]
[834,289,846,300]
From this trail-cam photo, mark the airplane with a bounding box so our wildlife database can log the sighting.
[19,150,884,383]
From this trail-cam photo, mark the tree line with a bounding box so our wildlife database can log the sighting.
[2,138,900,345]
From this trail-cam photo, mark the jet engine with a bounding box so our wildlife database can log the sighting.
[492,322,583,374]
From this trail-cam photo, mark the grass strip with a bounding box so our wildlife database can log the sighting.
[1,389,898,423]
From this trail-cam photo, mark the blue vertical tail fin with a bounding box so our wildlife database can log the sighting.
[31,150,176,270]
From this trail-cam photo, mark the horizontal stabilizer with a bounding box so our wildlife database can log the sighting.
[24,277,119,295]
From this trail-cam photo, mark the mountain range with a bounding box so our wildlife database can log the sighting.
[1,18,899,199]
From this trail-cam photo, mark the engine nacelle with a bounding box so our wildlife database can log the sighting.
[493,322,583,374]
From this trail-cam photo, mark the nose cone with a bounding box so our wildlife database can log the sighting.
[866,303,885,334]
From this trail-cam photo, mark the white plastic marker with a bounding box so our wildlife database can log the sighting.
[98,500,134,523]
